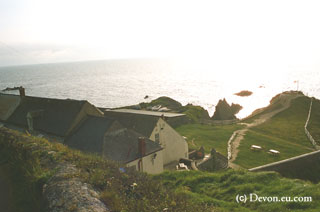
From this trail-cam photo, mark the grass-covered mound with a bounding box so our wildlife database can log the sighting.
[234,96,314,168]
[0,127,212,212]
[139,96,183,111]
[175,123,244,155]
[179,104,211,123]
[154,169,320,212]
[127,96,211,123]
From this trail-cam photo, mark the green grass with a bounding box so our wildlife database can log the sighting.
[175,123,244,155]
[251,97,312,146]
[234,96,314,168]
[308,98,320,143]
[154,169,320,212]
[234,130,313,168]
[0,127,212,212]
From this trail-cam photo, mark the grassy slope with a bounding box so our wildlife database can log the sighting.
[175,124,244,155]
[154,169,320,212]
[234,96,314,168]
[0,127,212,212]
[308,98,320,143]
[234,131,312,169]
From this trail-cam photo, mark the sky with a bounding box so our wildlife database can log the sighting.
[1,0,320,74]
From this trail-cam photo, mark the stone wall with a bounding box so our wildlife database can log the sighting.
[227,131,238,160]
[304,98,320,149]
[249,150,320,182]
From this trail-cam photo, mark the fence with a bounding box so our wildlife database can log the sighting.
[227,131,238,160]
[304,99,319,149]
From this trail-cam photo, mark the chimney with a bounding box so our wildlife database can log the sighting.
[138,137,146,157]
[19,86,25,97]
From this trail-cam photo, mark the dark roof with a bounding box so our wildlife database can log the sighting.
[6,96,86,136]
[65,116,162,163]
[0,93,21,121]
[65,116,115,153]
[103,128,162,163]
[104,111,159,137]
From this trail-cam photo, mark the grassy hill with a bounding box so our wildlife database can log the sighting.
[174,92,320,169]
[234,96,315,168]
[154,169,320,212]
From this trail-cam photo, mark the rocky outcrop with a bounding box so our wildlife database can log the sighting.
[140,96,183,111]
[212,99,240,120]
[230,103,243,115]
[43,163,109,212]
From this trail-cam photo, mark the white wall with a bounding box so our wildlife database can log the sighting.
[126,149,164,174]
[150,119,188,165]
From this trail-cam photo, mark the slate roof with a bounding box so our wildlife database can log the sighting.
[0,93,21,121]
[104,111,159,137]
[65,116,116,153]
[65,116,162,163]
[6,96,87,137]
[104,128,162,163]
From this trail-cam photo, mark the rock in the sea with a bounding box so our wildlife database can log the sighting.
[234,90,253,97]
[211,99,238,120]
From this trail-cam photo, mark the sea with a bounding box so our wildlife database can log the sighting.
[0,59,319,119]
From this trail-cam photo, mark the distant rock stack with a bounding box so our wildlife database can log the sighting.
[212,99,241,120]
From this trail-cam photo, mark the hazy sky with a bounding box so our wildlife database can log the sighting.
[1,0,320,73]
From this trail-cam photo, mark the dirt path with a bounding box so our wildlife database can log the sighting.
[228,93,303,169]
[0,168,10,212]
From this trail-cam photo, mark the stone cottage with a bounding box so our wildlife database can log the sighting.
[65,116,164,174]
[104,109,189,166]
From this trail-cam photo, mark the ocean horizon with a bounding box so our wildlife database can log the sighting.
[0,59,319,118]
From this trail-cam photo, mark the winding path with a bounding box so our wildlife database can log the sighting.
[228,92,303,169]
